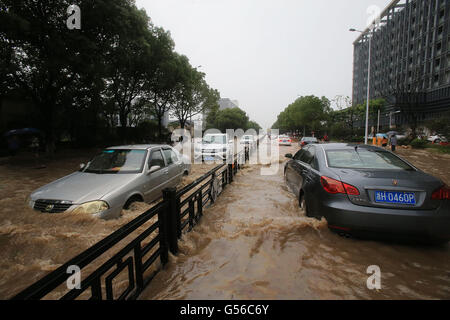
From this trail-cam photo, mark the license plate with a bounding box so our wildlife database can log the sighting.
[283,140,287,142]
[204,156,215,161]
[375,191,416,205]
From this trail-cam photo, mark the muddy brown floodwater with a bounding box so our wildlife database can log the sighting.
[141,142,450,300]
[0,149,215,299]
[0,143,449,299]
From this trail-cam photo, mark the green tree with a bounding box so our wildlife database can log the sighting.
[171,57,219,129]
[216,107,249,132]
[205,103,220,130]
[246,120,262,131]
[0,0,156,151]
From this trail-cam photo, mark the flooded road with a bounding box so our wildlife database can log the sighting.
[0,149,214,299]
[0,143,449,299]
[141,142,450,300]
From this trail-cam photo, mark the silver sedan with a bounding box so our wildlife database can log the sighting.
[28,145,191,219]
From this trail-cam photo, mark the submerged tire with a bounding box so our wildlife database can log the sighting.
[124,195,143,210]
[299,193,309,217]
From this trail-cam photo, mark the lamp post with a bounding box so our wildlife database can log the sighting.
[350,28,372,145]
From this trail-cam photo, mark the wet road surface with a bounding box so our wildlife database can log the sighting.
[141,141,450,300]
[0,143,449,299]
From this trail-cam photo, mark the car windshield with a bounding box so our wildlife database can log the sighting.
[203,135,226,144]
[326,149,414,170]
[84,149,147,174]
[303,137,317,142]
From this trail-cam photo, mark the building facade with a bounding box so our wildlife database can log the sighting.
[218,98,239,110]
[352,0,450,129]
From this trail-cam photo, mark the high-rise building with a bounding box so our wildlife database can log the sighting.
[352,0,450,129]
[218,98,239,110]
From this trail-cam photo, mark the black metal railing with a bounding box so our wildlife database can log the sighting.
[12,145,255,300]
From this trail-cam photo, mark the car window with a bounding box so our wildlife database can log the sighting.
[84,149,147,174]
[149,149,165,169]
[203,135,226,144]
[163,148,178,166]
[326,149,414,170]
[301,146,315,165]
[293,149,305,161]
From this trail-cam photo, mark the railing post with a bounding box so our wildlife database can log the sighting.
[197,189,203,217]
[157,204,169,265]
[228,163,233,183]
[162,188,179,255]
[188,200,195,231]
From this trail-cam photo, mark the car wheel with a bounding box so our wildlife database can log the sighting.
[124,195,143,210]
[299,193,309,217]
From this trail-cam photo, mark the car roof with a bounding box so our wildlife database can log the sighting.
[106,144,172,150]
[319,143,385,151]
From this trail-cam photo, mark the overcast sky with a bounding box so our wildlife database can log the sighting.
[135,0,389,129]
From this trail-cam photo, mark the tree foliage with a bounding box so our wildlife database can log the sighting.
[0,0,220,150]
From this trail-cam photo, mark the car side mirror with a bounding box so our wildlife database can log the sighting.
[285,153,293,159]
[148,165,161,174]
[80,163,85,170]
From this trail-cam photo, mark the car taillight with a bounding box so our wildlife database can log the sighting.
[432,185,450,200]
[320,176,360,196]
[288,140,292,142]
[343,183,360,196]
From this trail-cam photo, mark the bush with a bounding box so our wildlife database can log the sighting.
[349,136,364,143]
[410,138,428,149]
[397,137,413,146]
[427,144,450,154]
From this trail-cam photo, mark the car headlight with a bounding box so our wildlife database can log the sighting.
[72,201,109,215]
[26,195,34,208]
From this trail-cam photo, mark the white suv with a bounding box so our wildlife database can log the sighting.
[195,134,233,162]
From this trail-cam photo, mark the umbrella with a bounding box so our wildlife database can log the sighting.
[3,128,42,137]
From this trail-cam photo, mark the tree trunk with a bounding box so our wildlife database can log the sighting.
[157,115,163,142]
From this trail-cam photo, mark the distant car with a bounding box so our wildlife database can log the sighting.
[299,137,318,147]
[278,135,292,146]
[28,145,190,219]
[284,143,450,243]
[428,134,447,144]
[194,133,233,162]
[240,135,255,147]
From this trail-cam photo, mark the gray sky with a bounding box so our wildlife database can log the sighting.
[136,0,389,129]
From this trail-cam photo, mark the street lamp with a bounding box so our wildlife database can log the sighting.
[350,28,372,145]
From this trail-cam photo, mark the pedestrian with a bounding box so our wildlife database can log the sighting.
[390,134,397,152]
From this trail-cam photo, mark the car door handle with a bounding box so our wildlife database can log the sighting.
[164,169,169,174]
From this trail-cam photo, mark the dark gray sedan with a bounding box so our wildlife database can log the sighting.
[284,143,450,243]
